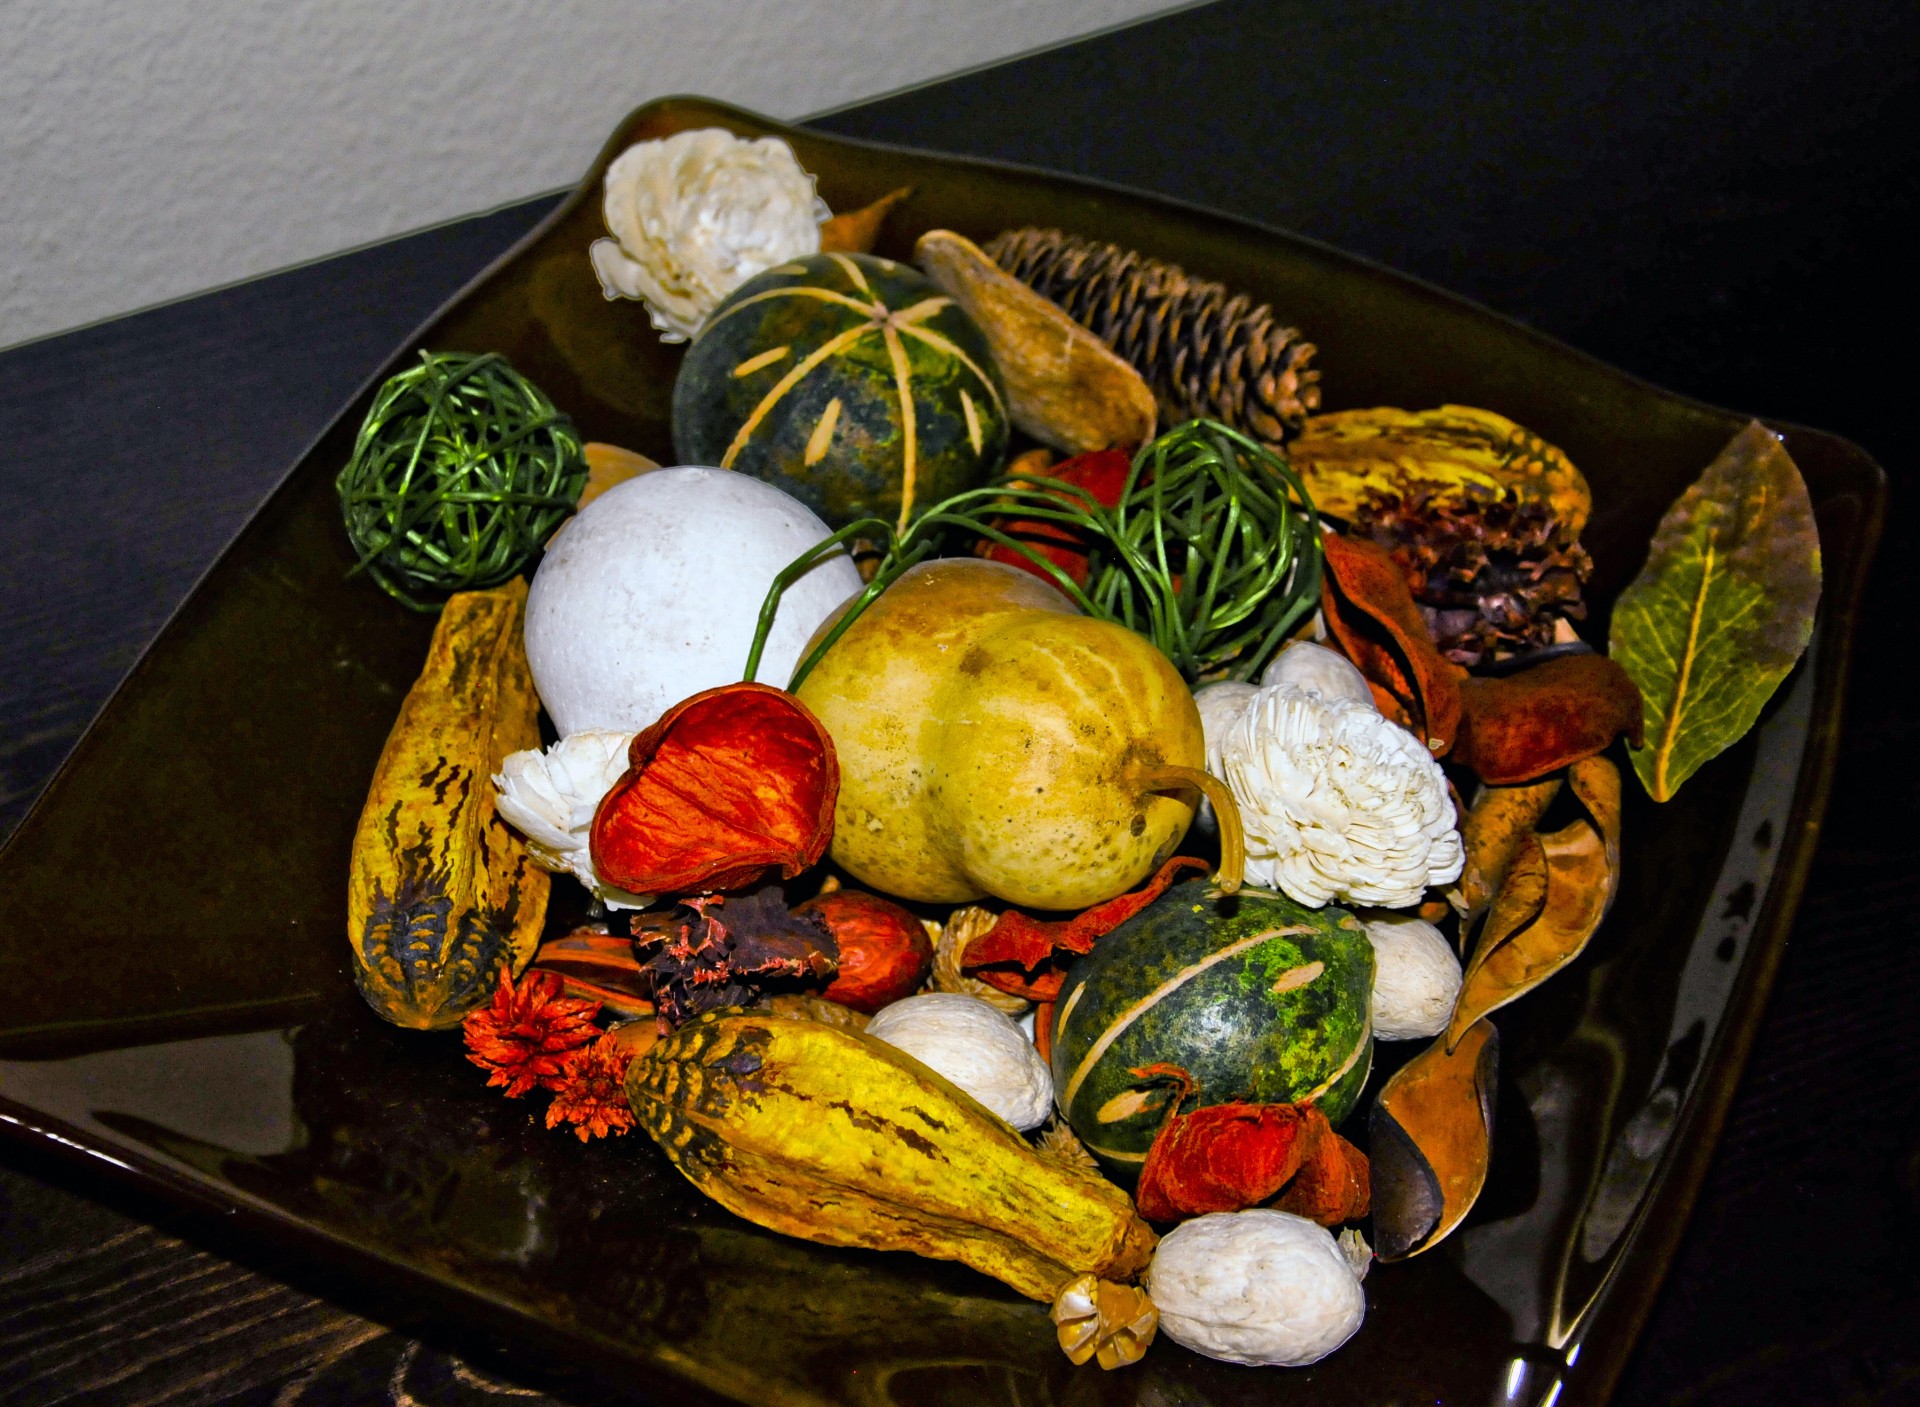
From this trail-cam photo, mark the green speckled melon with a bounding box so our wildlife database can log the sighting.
[672,251,1009,531]
[1051,877,1374,1179]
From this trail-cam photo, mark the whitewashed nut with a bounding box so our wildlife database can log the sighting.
[524,467,861,737]
[865,993,1053,1130]
[1146,1210,1366,1367]
[1260,640,1375,708]
[1362,912,1464,1039]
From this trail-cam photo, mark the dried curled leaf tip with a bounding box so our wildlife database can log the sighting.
[1052,1274,1159,1370]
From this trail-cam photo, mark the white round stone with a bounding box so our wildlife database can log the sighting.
[525,467,861,736]
[865,992,1053,1131]
[1363,911,1463,1040]
[1147,1210,1366,1366]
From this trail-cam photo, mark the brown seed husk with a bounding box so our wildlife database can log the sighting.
[819,186,914,254]
[914,229,1157,454]
[1453,776,1563,926]
[1371,1019,1498,1260]
[1447,812,1615,1049]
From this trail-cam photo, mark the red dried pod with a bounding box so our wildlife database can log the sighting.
[1453,654,1645,784]
[591,683,838,895]
[1271,1125,1371,1226]
[797,889,934,1014]
[1130,1065,1319,1223]
[1321,531,1465,752]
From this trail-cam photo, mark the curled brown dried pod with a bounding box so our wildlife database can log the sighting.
[1446,755,1621,1048]
[819,186,914,254]
[1453,776,1563,927]
[914,229,1157,454]
[1370,1018,1498,1261]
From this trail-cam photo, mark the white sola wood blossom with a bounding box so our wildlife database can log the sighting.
[588,128,830,342]
[492,730,651,908]
[1220,682,1462,908]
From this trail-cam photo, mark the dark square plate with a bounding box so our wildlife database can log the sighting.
[0,98,1886,1407]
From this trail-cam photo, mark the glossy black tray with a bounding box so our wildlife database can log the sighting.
[0,98,1885,1406]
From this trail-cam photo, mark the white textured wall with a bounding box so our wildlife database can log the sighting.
[1,0,1174,350]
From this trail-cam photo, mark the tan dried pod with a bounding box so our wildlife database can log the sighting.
[930,906,1031,1017]
[1370,1019,1498,1260]
[914,229,1157,454]
[1051,1274,1159,1370]
[818,186,913,254]
[1451,775,1563,926]
[762,992,871,1030]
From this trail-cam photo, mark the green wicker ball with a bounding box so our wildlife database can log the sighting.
[337,351,587,610]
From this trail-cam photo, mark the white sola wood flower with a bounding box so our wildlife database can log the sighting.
[588,128,829,342]
[1221,683,1462,908]
[493,730,650,908]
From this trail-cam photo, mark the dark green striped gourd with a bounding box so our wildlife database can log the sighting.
[1051,877,1374,1179]
[672,252,1008,532]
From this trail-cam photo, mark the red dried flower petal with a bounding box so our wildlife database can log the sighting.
[591,683,838,895]
[1271,1125,1371,1226]
[962,856,1210,1002]
[982,448,1135,587]
[462,968,602,1098]
[545,1032,636,1142]
[1131,1065,1320,1222]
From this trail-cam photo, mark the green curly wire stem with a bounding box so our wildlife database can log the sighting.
[336,350,587,611]
[744,418,1322,690]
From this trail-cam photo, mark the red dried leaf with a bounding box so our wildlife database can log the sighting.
[981,448,1135,587]
[462,969,602,1098]
[545,1031,636,1142]
[1453,654,1645,784]
[1271,1125,1371,1226]
[1131,1064,1319,1222]
[591,683,838,895]
[962,855,1210,1002]
[1321,531,1465,751]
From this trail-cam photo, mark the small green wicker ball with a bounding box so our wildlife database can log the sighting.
[337,350,587,610]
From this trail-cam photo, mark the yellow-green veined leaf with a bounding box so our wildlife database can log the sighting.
[1609,422,1820,802]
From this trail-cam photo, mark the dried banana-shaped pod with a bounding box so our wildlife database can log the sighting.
[347,579,548,1029]
[1371,1018,1498,1260]
[1289,404,1591,535]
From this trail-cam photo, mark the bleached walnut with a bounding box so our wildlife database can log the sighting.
[1221,684,1462,908]
[865,993,1053,1131]
[1259,640,1375,707]
[589,128,828,342]
[493,731,650,908]
[1362,912,1463,1039]
[1147,1210,1366,1366]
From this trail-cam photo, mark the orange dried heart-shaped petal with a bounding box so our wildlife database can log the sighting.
[590,683,838,894]
[1321,531,1464,751]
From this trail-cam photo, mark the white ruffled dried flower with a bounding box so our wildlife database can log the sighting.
[492,730,650,908]
[1221,684,1462,908]
[589,128,829,342]
[1362,911,1463,1039]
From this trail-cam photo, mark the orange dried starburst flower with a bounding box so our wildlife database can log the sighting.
[463,968,602,1098]
[545,1031,636,1142]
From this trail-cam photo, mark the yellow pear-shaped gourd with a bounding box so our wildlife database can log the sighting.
[796,558,1205,909]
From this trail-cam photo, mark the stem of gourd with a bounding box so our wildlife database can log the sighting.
[1127,763,1244,894]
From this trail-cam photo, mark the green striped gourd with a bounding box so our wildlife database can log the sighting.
[671,251,1008,532]
[1051,877,1374,1179]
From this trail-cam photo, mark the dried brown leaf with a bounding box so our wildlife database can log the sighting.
[915,229,1157,454]
[1371,1019,1498,1260]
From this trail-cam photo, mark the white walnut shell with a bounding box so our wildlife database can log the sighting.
[1362,911,1464,1039]
[1260,640,1376,708]
[865,993,1053,1131]
[1146,1210,1366,1366]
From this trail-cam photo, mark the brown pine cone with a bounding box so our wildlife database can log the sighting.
[985,226,1320,442]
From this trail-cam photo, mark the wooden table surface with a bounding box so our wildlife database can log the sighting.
[3,2,1917,1403]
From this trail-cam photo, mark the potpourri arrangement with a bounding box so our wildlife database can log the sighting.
[337,125,1823,1373]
